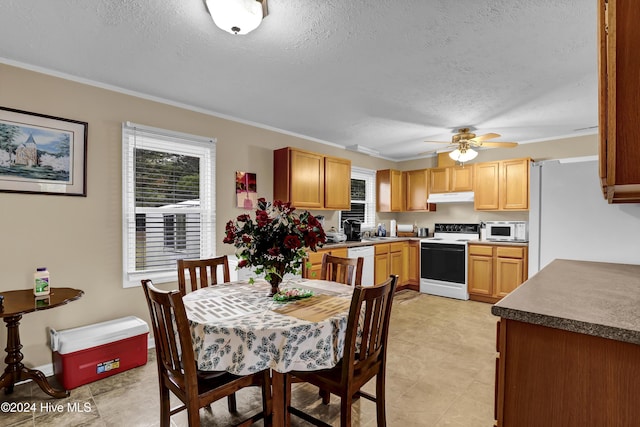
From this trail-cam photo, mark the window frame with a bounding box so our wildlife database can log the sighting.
[339,166,376,231]
[121,122,216,288]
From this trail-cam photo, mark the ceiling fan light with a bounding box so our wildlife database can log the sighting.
[449,148,478,163]
[206,0,266,35]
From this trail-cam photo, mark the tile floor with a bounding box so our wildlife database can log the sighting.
[2,291,497,426]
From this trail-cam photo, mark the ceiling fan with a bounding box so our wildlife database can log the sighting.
[425,128,518,163]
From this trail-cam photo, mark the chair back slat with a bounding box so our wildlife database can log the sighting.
[320,254,364,286]
[343,275,397,375]
[142,279,197,392]
[177,256,231,295]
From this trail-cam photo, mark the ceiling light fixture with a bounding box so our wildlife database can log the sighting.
[205,0,268,35]
[449,147,478,163]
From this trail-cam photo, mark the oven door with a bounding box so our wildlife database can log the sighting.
[420,242,466,284]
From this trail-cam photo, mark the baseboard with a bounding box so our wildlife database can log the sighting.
[17,336,156,386]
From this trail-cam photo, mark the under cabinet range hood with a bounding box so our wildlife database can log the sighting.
[426,191,475,204]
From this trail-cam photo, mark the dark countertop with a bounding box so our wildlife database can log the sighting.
[492,259,640,345]
[469,240,528,247]
[322,237,420,249]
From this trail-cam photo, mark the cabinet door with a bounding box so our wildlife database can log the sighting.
[501,159,530,210]
[407,241,420,284]
[598,0,609,190]
[374,253,390,285]
[451,165,474,192]
[598,0,640,203]
[324,156,351,210]
[495,257,524,297]
[290,149,324,208]
[468,255,493,296]
[429,168,450,193]
[376,170,404,212]
[474,162,500,210]
[331,248,348,258]
[390,170,404,211]
[389,246,403,285]
[405,169,429,211]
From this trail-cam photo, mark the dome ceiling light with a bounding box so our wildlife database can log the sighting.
[205,0,268,35]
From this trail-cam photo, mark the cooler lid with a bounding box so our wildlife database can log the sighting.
[50,316,149,354]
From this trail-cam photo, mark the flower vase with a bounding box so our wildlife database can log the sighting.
[268,264,287,296]
[268,275,283,297]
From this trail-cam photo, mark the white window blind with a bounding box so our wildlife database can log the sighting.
[339,166,376,230]
[122,122,216,288]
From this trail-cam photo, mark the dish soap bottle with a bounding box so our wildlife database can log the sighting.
[34,267,50,296]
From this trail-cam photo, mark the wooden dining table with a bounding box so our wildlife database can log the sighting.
[183,278,354,426]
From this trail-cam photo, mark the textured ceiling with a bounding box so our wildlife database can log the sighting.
[0,0,598,160]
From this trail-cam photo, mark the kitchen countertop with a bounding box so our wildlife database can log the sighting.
[321,236,419,249]
[469,240,528,246]
[492,259,640,345]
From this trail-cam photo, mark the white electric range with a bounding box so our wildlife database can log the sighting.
[420,223,480,300]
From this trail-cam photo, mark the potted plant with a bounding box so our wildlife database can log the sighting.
[223,199,326,295]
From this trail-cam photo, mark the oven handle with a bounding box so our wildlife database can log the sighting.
[421,245,465,253]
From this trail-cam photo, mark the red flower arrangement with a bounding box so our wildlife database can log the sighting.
[223,199,326,294]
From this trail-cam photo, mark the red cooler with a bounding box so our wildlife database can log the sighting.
[50,316,149,389]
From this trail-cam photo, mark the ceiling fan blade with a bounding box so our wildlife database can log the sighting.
[470,132,501,142]
[477,141,519,148]
[423,140,452,144]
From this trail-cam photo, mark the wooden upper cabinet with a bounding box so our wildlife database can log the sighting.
[376,169,404,212]
[405,169,435,211]
[474,158,530,211]
[324,156,351,210]
[429,168,450,193]
[451,165,474,192]
[598,0,640,203]
[429,165,474,193]
[273,147,350,210]
[474,162,500,210]
[501,158,530,210]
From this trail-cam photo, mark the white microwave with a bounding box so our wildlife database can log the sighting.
[485,221,528,242]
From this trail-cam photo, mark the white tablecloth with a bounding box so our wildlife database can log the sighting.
[183,279,354,375]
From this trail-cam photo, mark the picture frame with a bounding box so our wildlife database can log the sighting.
[236,171,257,209]
[0,106,87,196]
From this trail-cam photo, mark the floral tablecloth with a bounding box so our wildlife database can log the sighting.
[183,279,354,375]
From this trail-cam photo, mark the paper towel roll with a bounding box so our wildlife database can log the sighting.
[397,224,414,233]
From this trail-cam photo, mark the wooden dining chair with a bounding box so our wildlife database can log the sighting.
[320,254,364,286]
[177,255,230,296]
[141,279,272,427]
[285,274,399,427]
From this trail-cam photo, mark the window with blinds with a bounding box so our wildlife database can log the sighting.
[339,167,376,230]
[122,122,216,288]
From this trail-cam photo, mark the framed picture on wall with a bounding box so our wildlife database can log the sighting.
[0,106,88,196]
[236,171,257,209]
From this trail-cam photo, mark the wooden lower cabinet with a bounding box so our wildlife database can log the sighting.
[495,319,640,426]
[374,244,390,285]
[389,242,404,285]
[374,241,417,289]
[402,241,420,290]
[305,241,419,291]
[303,247,347,279]
[468,244,528,303]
